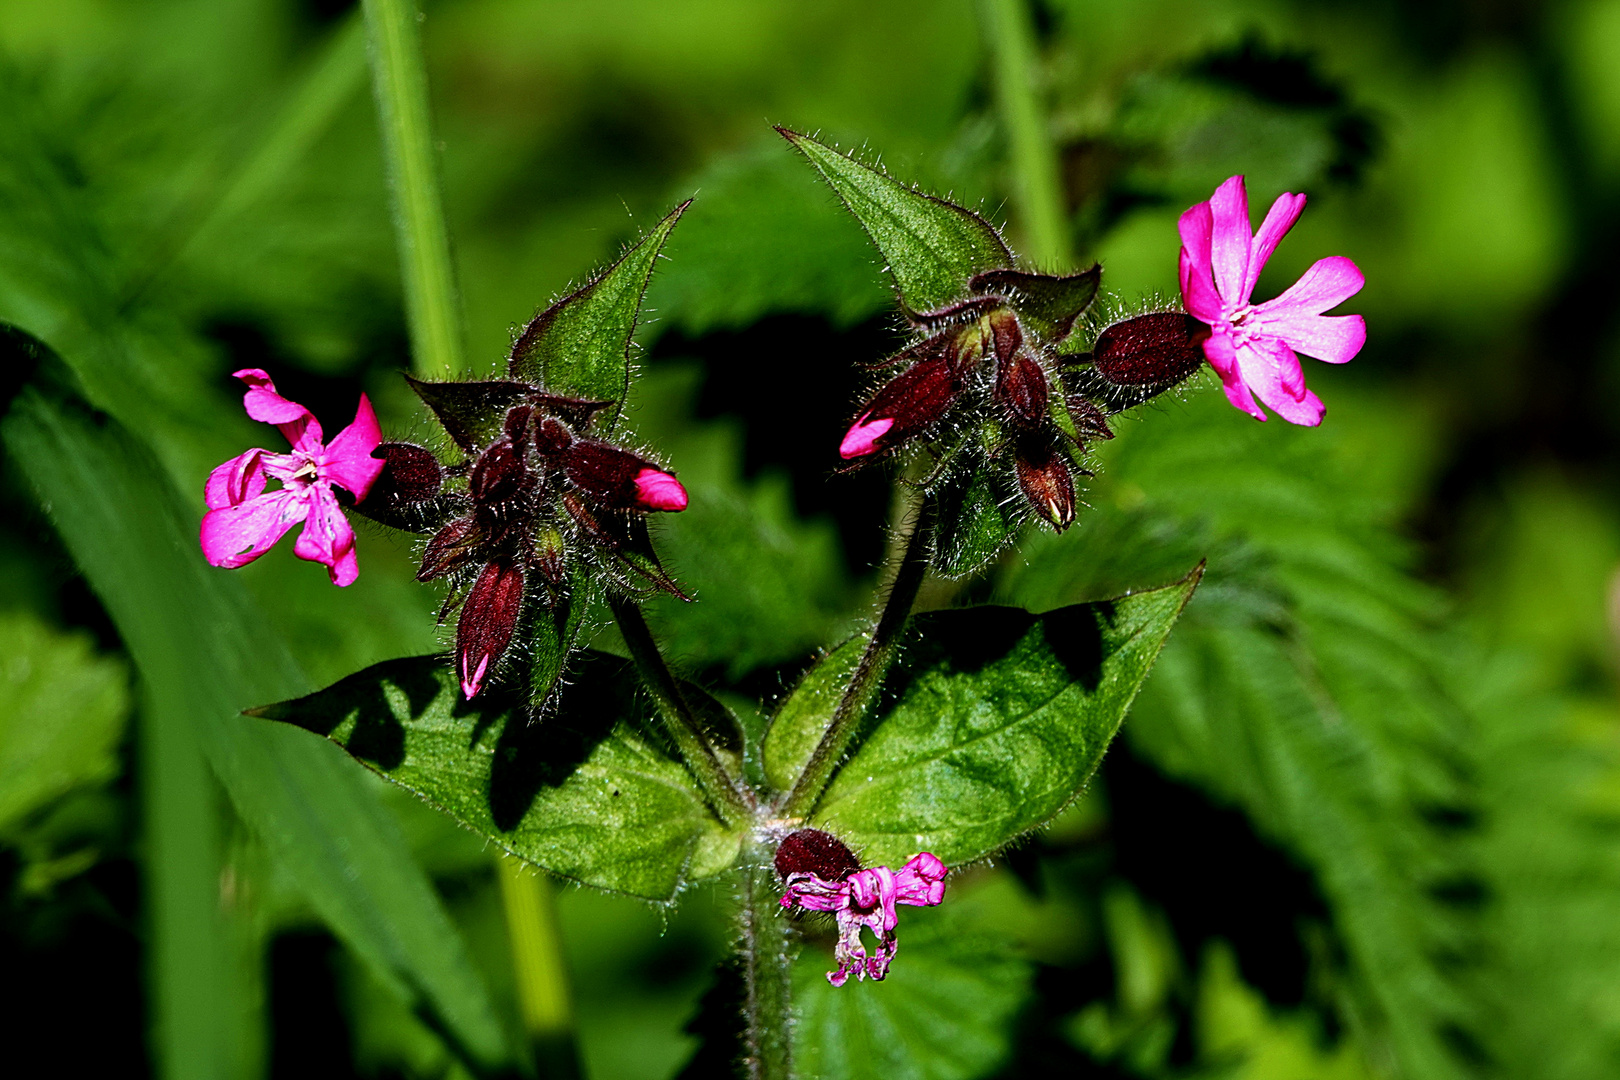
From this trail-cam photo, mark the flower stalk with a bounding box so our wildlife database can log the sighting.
[495,855,582,1079]
[610,597,754,828]
[780,493,937,817]
[740,840,797,1080]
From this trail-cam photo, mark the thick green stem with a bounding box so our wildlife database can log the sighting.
[496,856,582,1079]
[740,840,796,1080]
[780,495,935,817]
[362,0,465,376]
[981,0,1073,269]
[610,597,753,828]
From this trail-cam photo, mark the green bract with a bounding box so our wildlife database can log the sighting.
[253,651,743,900]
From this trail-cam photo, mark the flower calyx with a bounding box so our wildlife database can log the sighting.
[775,828,947,987]
[362,377,689,700]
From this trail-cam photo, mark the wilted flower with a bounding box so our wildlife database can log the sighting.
[1178,175,1366,425]
[367,381,688,700]
[200,369,383,586]
[775,828,947,986]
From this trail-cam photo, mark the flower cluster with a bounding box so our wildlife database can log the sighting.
[200,369,383,586]
[362,379,687,700]
[775,828,947,986]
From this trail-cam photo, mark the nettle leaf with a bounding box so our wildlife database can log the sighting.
[778,128,1011,313]
[765,571,1199,866]
[793,901,1031,1080]
[253,651,742,900]
[508,201,689,430]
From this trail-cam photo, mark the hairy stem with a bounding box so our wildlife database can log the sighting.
[610,597,753,828]
[495,855,582,1079]
[780,494,935,817]
[981,0,1073,269]
[740,840,796,1080]
[362,0,465,376]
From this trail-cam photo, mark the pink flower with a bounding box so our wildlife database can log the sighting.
[1178,175,1366,426]
[200,369,384,586]
[775,829,947,987]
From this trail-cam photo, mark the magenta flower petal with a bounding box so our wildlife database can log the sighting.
[839,415,893,459]
[1253,255,1365,317]
[1242,191,1306,301]
[1179,247,1223,324]
[1250,311,1367,365]
[293,488,360,586]
[1239,340,1325,426]
[1207,175,1253,304]
[633,468,689,511]
[1204,333,1267,421]
[1177,202,1215,284]
[894,852,948,905]
[200,488,306,569]
[205,449,267,510]
[233,369,323,452]
[322,393,386,501]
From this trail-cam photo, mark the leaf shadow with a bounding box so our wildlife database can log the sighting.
[485,653,630,832]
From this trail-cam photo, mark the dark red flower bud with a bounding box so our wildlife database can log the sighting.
[563,441,688,512]
[371,442,443,503]
[1093,312,1208,387]
[470,437,531,506]
[775,829,861,882]
[997,350,1050,429]
[533,416,573,457]
[456,559,525,699]
[504,404,534,446]
[1015,438,1076,532]
[840,355,963,459]
[418,516,485,581]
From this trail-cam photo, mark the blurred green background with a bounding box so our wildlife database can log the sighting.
[4,0,1620,1077]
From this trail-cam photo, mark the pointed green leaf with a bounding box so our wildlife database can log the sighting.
[1,344,513,1071]
[768,570,1199,867]
[405,377,535,453]
[253,651,742,900]
[508,201,690,429]
[778,128,1012,313]
[762,636,863,794]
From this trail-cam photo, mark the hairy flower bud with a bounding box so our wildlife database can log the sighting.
[840,354,962,459]
[1015,438,1076,532]
[997,350,1051,429]
[563,441,688,511]
[457,558,525,699]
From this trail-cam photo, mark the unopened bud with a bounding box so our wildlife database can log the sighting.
[996,350,1050,428]
[456,559,525,699]
[564,441,686,512]
[1015,439,1076,532]
[1093,312,1208,387]
[533,526,567,591]
[839,355,962,460]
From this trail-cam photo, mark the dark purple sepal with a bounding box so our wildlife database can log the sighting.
[775,829,862,882]
[455,559,526,699]
[1014,437,1077,532]
[417,516,485,581]
[562,494,688,600]
[1065,395,1115,444]
[904,295,1006,333]
[469,437,533,510]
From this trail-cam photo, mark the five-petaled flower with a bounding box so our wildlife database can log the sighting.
[200,369,383,586]
[1178,175,1367,426]
[775,828,947,986]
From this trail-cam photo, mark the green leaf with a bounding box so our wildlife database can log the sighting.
[404,377,536,453]
[1,349,513,1071]
[793,902,1032,1080]
[762,636,863,795]
[0,610,129,835]
[768,571,1199,867]
[930,461,1019,580]
[508,201,689,429]
[253,651,742,900]
[778,128,1012,313]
